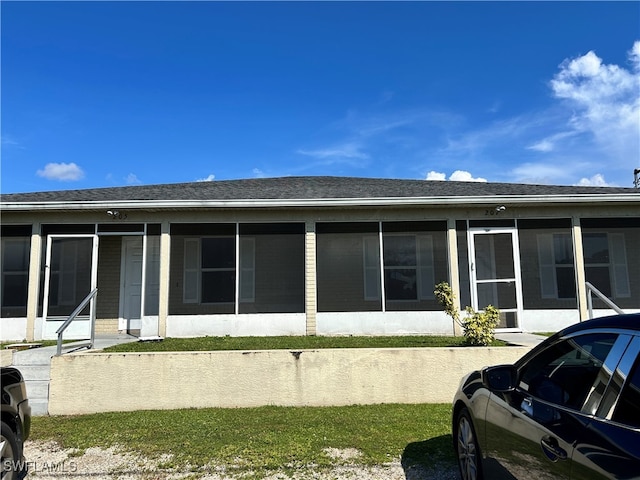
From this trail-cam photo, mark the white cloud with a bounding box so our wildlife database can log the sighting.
[525,131,578,153]
[36,162,84,181]
[449,170,487,182]
[548,42,640,162]
[126,173,142,185]
[297,143,369,161]
[527,140,554,153]
[425,170,487,182]
[425,171,446,181]
[197,174,216,182]
[510,162,576,185]
[1,134,21,147]
[575,174,612,187]
[252,168,266,178]
[506,42,640,186]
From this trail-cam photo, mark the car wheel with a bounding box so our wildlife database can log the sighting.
[1,421,22,480]
[456,408,483,480]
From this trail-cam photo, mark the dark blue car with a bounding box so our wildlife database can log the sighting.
[452,314,640,480]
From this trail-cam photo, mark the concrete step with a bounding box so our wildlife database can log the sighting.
[7,335,138,417]
[13,365,50,382]
[25,380,49,400]
[30,399,49,416]
[11,348,54,366]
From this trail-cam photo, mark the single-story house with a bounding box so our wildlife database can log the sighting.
[1,176,638,342]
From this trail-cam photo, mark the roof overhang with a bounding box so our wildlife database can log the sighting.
[2,193,639,212]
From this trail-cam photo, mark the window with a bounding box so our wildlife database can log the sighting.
[183,237,249,304]
[382,235,435,302]
[363,236,381,301]
[179,223,303,314]
[1,238,30,310]
[317,221,445,313]
[583,233,630,298]
[519,333,618,411]
[537,233,576,299]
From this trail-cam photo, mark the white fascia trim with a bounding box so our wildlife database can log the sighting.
[1,193,639,211]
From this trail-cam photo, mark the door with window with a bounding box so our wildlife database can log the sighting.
[468,228,523,330]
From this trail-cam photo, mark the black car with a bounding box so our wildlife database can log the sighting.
[452,313,640,480]
[1,367,31,480]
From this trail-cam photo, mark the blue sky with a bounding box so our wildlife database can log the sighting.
[2,1,639,194]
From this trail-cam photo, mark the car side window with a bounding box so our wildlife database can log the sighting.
[519,333,618,410]
[612,357,640,428]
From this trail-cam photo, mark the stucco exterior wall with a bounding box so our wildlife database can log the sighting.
[48,346,531,415]
[0,349,14,367]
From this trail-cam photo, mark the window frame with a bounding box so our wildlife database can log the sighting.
[183,235,245,305]
[365,233,436,303]
[0,237,30,309]
[536,232,576,300]
[583,232,630,299]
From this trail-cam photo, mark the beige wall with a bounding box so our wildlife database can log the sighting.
[48,346,531,415]
[0,349,14,367]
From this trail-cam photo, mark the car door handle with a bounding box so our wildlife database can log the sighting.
[540,436,568,462]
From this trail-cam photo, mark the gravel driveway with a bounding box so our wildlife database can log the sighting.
[24,441,460,480]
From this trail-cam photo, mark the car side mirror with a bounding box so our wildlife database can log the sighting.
[482,365,517,392]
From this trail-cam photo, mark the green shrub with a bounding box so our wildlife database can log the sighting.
[434,282,500,346]
[461,305,500,346]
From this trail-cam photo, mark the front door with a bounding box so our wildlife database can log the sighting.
[120,237,143,335]
[468,228,523,330]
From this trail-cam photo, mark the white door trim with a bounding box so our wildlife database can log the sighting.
[468,227,524,332]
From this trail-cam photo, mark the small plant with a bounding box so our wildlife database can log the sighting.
[434,282,500,346]
[461,305,500,346]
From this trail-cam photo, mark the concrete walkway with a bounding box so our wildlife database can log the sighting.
[495,332,548,347]
[10,334,138,416]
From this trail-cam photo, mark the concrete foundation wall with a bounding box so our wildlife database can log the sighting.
[48,346,531,415]
[0,349,14,367]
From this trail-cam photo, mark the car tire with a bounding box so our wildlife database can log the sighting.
[456,408,483,480]
[1,421,23,480]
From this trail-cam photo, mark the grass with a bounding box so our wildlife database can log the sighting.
[0,339,73,349]
[31,404,454,477]
[104,335,505,353]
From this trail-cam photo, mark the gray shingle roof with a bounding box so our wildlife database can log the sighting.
[1,176,637,204]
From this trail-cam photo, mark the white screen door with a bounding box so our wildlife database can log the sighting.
[42,234,98,339]
[468,228,523,330]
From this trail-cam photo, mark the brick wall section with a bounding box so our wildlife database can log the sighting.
[305,224,317,335]
[95,318,118,334]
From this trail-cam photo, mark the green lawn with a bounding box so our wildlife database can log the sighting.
[31,404,454,477]
[104,334,505,353]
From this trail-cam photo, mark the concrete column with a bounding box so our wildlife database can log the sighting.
[572,217,588,321]
[305,222,317,336]
[158,221,171,337]
[25,223,42,342]
[447,218,463,336]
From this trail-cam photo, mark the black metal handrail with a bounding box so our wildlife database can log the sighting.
[56,288,98,356]
[585,282,624,319]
